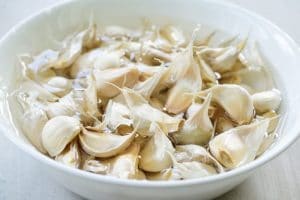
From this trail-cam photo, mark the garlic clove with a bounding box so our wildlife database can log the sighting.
[165,58,202,114]
[55,140,81,168]
[256,131,277,156]
[201,84,254,125]
[42,76,72,97]
[94,66,139,98]
[103,99,133,134]
[121,88,183,135]
[82,157,109,174]
[252,89,281,114]
[172,93,213,145]
[159,25,186,46]
[70,48,124,78]
[196,54,218,83]
[42,116,81,157]
[174,144,224,173]
[133,69,166,100]
[139,122,174,172]
[79,128,136,158]
[22,106,48,154]
[209,119,269,169]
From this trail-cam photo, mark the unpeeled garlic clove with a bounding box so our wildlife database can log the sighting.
[70,48,124,78]
[42,116,81,157]
[139,122,174,172]
[209,119,269,169]
[122,88,183,136]
[94,66,140,98]
[22,106,48,154]
[55,140,81,168]
[252,89,281,114]
[79,128,136,158]
[201,84,254,125]
[172,93,213,145]
[174,144,224,173]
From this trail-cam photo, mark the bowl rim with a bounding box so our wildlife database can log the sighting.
[1,0,300,188]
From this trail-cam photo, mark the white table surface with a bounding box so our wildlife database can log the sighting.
[0,0,300,200]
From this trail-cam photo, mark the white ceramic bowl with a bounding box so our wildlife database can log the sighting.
[1,0,300,199]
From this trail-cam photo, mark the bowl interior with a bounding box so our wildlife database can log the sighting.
[0,0,300,186]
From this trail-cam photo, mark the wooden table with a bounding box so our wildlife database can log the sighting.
[0,0,299,199]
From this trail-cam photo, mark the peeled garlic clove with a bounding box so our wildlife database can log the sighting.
[94,66,140,98]
[171,161,217,180]
[17,80,58,102]
[165,58,202,114]
[146,169,172,181]
[45,93,77,119]
[22,106,48,153]
[221,67,274,93]
[70,48,124,78]
[122,88,183,135]
[27,49,59,72]
[79,128,136,158]
[109,143,141,179]
[42,116,81,157]
[175,144,224,173]
[133,69,166,100]
[43,76,72,97]
[252,89,281,114]
[160,25,186,46]
[103,99,132,133]
[139,122,174,172]
[261,110,280,133]
[202,84,254,125]
[55,140,81,168]
[83,157,109,174]
[209,119,269,168]
[256,132,276,156]
[173,93,213,145]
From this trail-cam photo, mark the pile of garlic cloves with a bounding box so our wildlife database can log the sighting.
[12,22,282,181]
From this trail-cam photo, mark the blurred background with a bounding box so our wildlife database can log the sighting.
[0,0,299,199]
